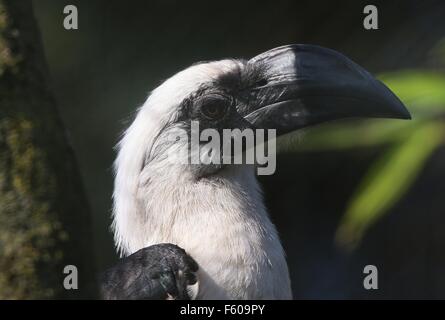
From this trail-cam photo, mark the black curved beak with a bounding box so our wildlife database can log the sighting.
[242,44,411,136]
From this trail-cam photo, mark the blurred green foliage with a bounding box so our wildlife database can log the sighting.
[291,70,445,250]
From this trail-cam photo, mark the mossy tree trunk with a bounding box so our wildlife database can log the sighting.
[0,0,96,298]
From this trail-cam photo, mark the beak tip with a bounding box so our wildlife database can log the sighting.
[403,111,412,120]
[392,106,412,120]
[391,100,412,120]
[377,82,412,120]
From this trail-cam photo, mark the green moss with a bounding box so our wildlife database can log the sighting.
[0,117,66,299]
[0,2,23,76]
[0,0,95,299]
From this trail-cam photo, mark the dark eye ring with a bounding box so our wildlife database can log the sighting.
[199,95,230,120]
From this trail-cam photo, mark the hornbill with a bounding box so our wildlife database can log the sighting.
[101,44,410,299]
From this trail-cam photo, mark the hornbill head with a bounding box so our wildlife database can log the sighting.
[117,44,410,177]
[113,44,410,255]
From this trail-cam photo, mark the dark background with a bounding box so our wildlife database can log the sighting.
[31,0,445,298]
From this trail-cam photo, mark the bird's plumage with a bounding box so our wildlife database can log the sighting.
[112,60,292,299]
[109,45,410,300]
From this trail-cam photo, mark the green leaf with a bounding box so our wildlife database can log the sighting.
[284,119,416,152]
[380,70,445,116]
[335,121,444,250]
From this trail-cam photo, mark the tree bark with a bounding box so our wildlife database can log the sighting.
[0,0,96,298]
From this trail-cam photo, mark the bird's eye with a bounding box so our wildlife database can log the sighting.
[199,95,230,120]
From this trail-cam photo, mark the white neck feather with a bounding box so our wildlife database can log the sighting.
[114,157,292,299]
